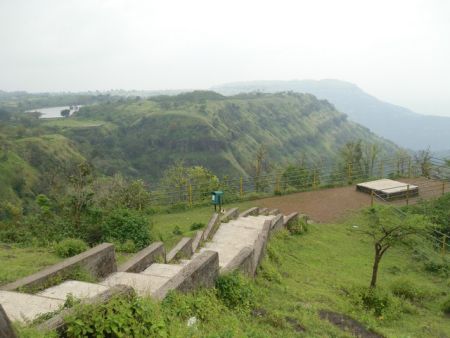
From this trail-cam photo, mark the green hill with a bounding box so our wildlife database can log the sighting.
[65,91,399,181]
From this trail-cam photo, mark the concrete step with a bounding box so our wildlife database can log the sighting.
[99,272,169,296]
[0,290,64,322]
[141,263,183,278]
[37,280,109,301]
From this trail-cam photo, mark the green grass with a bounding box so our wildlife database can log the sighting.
[41,118,108,128]
[253,224,450,337]
[0,245,61,285]
[151,201,256,249]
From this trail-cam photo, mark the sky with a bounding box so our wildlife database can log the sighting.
[0,0,449,116]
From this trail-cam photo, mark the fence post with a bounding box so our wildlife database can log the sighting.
[406,184,410,206]
[188,183,193,207]
[347,163,352,183]
[408,159,412,178]
[313,169,317,189]
[240,177,243,198]
[371,190,374,207]
[442,181,446,196]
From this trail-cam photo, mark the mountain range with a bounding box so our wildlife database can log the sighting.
[212,80,450,151]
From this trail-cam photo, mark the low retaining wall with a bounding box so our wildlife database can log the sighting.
[251,220,272,276]
[1,243,116,292]
[167,237,193,262]
[0,305,16,338]
[221,207,239,223]
[271,214,284,231]
[37,285,135,333]
[203,213,220,240]
[283,212,299,227]
[192,231,203,252]
[268,208,280,215]
[152,251,219,300]
[118,242,165,273]
[220,247,254,277]
[239,207,259,218]
[259,208,269,215]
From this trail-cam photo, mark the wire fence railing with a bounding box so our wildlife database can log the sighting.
[148,155,450,207]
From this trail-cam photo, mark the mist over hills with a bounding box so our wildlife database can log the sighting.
[212,80,450,151]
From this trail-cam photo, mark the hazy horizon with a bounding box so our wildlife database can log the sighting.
[1,0,449,116]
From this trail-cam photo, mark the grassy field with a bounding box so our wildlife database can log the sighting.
[0,244,62,285]
[254,224,449,337]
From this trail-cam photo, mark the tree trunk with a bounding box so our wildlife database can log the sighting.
[370,246,382,288]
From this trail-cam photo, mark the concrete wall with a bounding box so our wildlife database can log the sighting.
[152,251,219,300]
[283,212,299,227]
[0,305,16,338]
[192,230,203,252]
[118,242,165,273]
[203,213,220,240]
[166,237,193,262]
[251,220,272,276]
[239,207,259,218]
[220,247,254,277]
[270,214,284,231]
[220,207,239,223]
[1,243,116,292]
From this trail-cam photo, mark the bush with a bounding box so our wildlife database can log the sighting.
[190,222,205,231]
[350,286,401,319]
[287,219,308,235]
[101,209,152,249]
[216,272,255,311]
[390,278,426,302]
[54,238,88,258]
[441,297,450,315]
[172,225,183,235]
[65,294,168,337]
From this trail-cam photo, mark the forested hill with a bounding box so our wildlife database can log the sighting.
[212,79,450,151]
[66,91,398,180]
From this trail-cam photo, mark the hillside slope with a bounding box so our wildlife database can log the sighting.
[68,91,399,181]
[212,80,450,151]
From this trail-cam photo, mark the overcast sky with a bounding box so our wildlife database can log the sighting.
[0,0,449,116]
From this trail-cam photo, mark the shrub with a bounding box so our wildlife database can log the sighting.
[54,238,88,258]
[172,225,183,235]
[390,278,426,302]
[350,286,401,319]
[287,219,308,235]
[65,294,169,337]
[101,209,151,249]
[441,297,450,315]
[190,222,205,231]
[116,239,136,253]
[216,272,255,311]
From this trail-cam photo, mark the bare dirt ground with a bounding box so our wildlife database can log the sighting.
[256,177,446,223]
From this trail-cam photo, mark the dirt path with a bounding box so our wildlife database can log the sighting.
[255,177,445,223]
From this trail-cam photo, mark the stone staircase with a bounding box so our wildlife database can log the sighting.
[0,207,299,324]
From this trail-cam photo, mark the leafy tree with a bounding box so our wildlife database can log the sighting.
[252,145,270,192]
[414,148,432,178]
[66,162,94,228]
[159,161,219,204]
[355,206,430,288]
[60,109,71,118]
[361,143,381,178]
[339,140,362,182]
[281,164,310,190]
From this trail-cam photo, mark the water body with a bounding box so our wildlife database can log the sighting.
[27,105,81,119]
